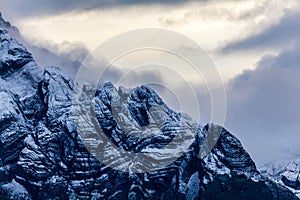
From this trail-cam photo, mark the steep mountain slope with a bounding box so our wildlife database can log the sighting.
[0,22,298,199]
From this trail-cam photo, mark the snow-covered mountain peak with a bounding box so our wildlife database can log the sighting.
[0,14,298,199]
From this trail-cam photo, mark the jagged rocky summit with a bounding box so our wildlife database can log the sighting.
[261,158,300,198]
[0,18,299,199]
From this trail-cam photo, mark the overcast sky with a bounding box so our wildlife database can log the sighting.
[1,0,300,166]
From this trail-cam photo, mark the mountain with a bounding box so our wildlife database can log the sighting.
[0,15,299,199]
[0,12,81,79]
[260,157,300,198]
[0,12,20,38]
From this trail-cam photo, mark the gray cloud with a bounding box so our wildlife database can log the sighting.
[226,51,300,166]
[41,41,89,63]
[1,0,196,19]
[29,45,83,78]
[222,10,300,52]
[213,9,300,165]
[160,1,254,28]
[117,70,163,86]
[23,39,89,79]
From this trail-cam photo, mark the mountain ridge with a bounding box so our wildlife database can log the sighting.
[0,16,298,199]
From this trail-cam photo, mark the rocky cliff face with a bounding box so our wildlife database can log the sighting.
[0,20,298,199]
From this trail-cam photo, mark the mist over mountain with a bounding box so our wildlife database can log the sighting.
[0,12,299,199]
[0,12,83,78]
